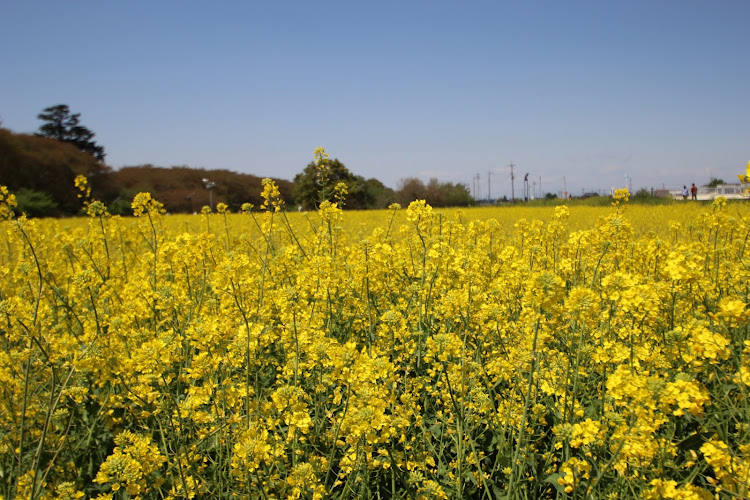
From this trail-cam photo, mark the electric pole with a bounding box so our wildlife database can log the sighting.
[509,162,515,203]
[488,171,492,201]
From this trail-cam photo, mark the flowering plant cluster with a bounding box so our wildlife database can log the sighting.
[0,178,749,499]
[0,185,17,219]
[738,160,750,196]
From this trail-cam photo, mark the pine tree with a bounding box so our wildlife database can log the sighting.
[37,104,106,161]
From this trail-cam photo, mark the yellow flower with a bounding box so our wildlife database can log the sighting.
[424,332,463,364]
[74,174,91,199]
[318,199,342,224]
[232,424,273,475]
[271,385,312,436]
[260,178,284,211]
[713,297,749,325]
[565,286,598,317]
[313,146,329,166]
[569,418,604,448]
[86,200,109,217]
[644,479,711,499]
[661,377,710,417]
[557,457,592,493]
[687,323,730,363]
[55,482,86,499]
[737,160,750,184]
[131,192,165,216]
[333,181,349,205]
[94,431,166,496]
[286,462,326,499]
[701,439,732,477]
[406,199,433,230]
[525,271,564,309]
[612,187,630,206]
[0,185,17,219]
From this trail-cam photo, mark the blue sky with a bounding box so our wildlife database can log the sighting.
[1,1,747,198]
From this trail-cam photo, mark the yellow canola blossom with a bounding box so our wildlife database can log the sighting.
[2,178,750,498]
[94,431,166,497]
[0,185,17,219]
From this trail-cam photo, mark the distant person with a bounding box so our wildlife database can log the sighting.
[682,185,689,200]
[691,183,698,200]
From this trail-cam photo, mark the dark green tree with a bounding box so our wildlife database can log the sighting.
[437,180,473,206]
[293,158,358,210]
[13,188,58,217]
[360,178,396,209]
[37,104,106,161]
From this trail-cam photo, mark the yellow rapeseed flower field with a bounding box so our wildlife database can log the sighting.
[1,179,749,499]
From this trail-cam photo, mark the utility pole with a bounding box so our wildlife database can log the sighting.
[539,176,542,198]
[509,162,515,203]
[475,173,481,201]
[488,171,492,201]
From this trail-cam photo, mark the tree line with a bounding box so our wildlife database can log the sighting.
[0,105,474,217]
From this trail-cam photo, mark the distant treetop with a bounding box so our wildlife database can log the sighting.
[36,104,106,162]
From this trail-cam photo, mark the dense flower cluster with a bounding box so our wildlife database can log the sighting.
[0,185,17,219]
[1,183,749,498]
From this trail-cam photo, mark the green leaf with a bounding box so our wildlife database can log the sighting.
[545,473,566,494]
[492,486,509,500]
[429,423,442,438]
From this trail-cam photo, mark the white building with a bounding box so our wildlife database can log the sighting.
[671,184,746,201]
[696,184,746,201]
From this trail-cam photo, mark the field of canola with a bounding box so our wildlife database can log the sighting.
[0,184,749,499]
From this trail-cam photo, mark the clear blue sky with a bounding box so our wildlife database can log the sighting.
[1,0,748,198]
